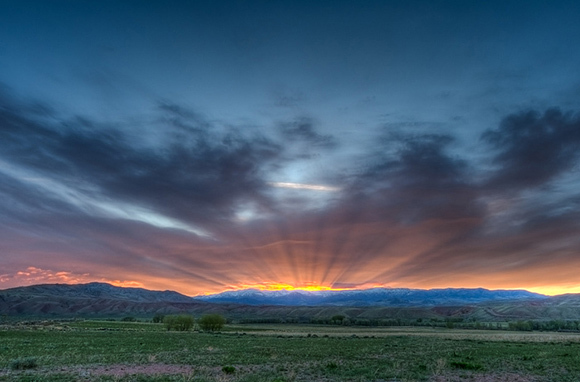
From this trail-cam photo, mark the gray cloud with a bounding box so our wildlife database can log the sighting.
[0,93,288,230]
[279,117,337,149]
[347,133,482,224]
[482,108,580,191]
[3,81,580,293]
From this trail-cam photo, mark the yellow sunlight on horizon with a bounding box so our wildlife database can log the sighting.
[197,281,390,295]
[196,281,580,297]
[525,285,580,296]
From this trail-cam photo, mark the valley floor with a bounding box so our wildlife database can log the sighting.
[1,321,579,381]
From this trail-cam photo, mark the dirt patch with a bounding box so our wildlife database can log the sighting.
[77,363,196,377]
[0,363,196,379]
[430,372,541,382]
[2,364,543,382]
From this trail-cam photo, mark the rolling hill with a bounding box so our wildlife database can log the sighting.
[1,283,579,322]
[0,282,206,317]
[2,282,194,303]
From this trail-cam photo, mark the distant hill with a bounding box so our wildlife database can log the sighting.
[195,287,547,307]
[2,282,194,303]
[0,282,205,317]
[2,283,579,322]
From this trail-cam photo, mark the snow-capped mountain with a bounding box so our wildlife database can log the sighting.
[194,287,547,306]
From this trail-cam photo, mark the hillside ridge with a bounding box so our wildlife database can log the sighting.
[2,283,579,321]
[195,286,547,306]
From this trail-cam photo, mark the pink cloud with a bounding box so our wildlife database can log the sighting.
[0,267,144,289]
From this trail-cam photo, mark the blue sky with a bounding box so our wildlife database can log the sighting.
[1,0,580,295]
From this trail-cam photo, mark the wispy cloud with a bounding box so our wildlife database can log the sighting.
[269,182,341,191]
[1,0,580,296]
[2,91,580,295]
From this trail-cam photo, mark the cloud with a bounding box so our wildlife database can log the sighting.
[348,133,483,223]
[0,266,145,288]
[279,117,337,149]
[2,83,580,295]
[0,93,290,232]
[0,88,350,293]
[482,108,580,191]
[271,87,306,108]
[268,182,340,191]
[157,102,213,134]
[348,109,580,290]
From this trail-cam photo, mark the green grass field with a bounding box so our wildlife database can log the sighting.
[1,321,580,381]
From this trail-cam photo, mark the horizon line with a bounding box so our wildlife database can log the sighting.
[3,280,575,297]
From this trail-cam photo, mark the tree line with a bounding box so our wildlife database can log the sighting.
[150,313,580,333]
[153,313,226,332]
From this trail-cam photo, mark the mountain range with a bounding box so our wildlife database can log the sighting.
[195,287,546,307]
[2,282,580,322]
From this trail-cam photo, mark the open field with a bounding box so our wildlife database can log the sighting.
[1,321,580,381]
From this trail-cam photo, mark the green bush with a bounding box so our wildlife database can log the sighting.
[152,313,165,323]
[450,361,483,370]
[163,314,194,331]
[326,361,338,369]
[508,320,533,331]
[10,357,38,370]
[331,315,345,324]
[222,365,235,374]
[198,314,226,331]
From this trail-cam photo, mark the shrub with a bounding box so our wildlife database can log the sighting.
[326,361,338,369]
[10,357,38,370]
[152,313,165,323]
[198,314,226,331]
[331,315,345,324]
[121,316,136,322]
[222,365,235,374]
[163,314,194,331]
[450,361,483,371]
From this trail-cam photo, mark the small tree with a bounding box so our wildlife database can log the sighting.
[198,314,226,331]
[152,313,165,323]
[331,315,345,324]
[164,314,194,331]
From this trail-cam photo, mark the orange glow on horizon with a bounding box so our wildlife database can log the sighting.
[0,267,147,290]
[197,281,392,295]
[194,281,580,297]
[3,267,580,297]
[105,280,146,288]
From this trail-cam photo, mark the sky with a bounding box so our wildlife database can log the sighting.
[1,1,580,296]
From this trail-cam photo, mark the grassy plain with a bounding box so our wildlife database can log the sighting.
[1,321,580,381]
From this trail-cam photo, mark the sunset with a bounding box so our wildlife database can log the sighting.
[2,0,580,298]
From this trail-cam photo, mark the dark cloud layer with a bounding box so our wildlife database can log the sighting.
[483,108,580,191]
[280,117,337,149]
[2,0,580,297]
[2,80,580,294]
[349,133,481,224]
[1,93,290,230]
